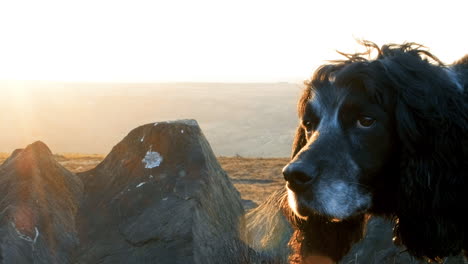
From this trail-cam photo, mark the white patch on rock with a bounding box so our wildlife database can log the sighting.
[142,151,163,169]
[140,136,145,142]
[181,129,184,133]
[136,182,146,188]
[162,197,168,201]
[154,122,159,126]
[149,175,154,178]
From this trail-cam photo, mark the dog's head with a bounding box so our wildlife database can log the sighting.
[283,41,467,229]
[283,59,398,221]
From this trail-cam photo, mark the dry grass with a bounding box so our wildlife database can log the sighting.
[53,153,105,173]
[0,153,289,205]
[218,156,289,205]
[54,153,106,160]
[0,153,10,160]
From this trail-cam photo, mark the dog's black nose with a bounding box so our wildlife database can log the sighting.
[282,162,314,192]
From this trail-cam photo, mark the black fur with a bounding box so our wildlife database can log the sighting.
[283,41,468,262]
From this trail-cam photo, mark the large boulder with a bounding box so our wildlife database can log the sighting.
[75,119,250,264]
[0,141,83,264]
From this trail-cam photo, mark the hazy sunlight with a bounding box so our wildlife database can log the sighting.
[0,0,466,83]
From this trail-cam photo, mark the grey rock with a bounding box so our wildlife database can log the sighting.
[0,141,83,264]
[242,199,258,211]
[74,120,250,264]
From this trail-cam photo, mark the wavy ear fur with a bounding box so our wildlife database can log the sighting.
[380,47,468,260]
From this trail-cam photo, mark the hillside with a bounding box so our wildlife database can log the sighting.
[0,82,302,157]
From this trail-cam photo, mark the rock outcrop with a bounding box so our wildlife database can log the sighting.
[74,120,249,264]
[0,141,83,264]
[0,120,277,263]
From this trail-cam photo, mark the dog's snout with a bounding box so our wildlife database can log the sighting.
[283,163,315,192]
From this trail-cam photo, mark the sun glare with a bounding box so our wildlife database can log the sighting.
[4,86,35,140]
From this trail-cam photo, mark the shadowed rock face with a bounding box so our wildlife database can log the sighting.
[74,119,249,264]
[0,141,83,264]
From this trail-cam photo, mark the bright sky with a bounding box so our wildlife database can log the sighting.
[0,0,467,83]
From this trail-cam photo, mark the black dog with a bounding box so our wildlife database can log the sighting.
[282,41,468,262]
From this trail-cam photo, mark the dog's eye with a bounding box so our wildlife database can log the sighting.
[303,121,314,132]
[357,116,375,128]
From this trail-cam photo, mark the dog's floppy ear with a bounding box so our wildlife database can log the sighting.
[383,53,468,260]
